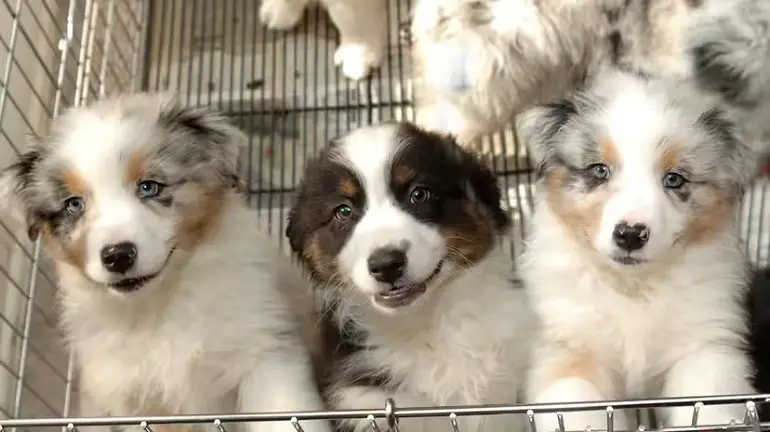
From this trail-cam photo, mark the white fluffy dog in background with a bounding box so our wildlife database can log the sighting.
[259,0,388,81]
[411,0,770,161]
[517,68,757,431]
[0,94,331,432]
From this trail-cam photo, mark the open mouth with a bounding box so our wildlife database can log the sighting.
[106,247,176,293]
[108,274,158,293]
[374,260,444,309]
[612,255,646,266]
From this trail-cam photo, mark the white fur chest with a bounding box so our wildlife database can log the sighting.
[351,253,536,407]
[522,230,748,398]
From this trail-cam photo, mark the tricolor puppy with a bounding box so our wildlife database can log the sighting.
[517,69,757,431]
[286,122,537,432]
[0,94,331,432]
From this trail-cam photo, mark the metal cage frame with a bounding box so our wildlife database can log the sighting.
[0,0,767,430]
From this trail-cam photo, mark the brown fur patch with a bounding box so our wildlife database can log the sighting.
[598,138,620,167]
[660,147,680,173]
[679,187,733,246]
[339,178,358,197]
[393,164,417,187]
[552,347,600,383]
[124,151,148,185]
[62,169,89,197]
[41,223,88,271]
[440,202,495,267]
[546,168,606,248]
[176,184,227,250]
[302,232,338,282]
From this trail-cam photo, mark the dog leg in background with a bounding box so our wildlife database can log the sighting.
[659,349,754,427]
[528,347,629,432]
[259,0,310,31]
[239,352,332,432]
[323,0,388,81]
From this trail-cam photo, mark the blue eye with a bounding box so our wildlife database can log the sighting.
[138,181,164,198]
[64,197,85,215]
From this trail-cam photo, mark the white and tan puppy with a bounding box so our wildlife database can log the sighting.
[0,94,331,432]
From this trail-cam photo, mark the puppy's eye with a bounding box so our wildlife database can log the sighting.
[137,180,164,199]
[409,186,432,204]
[64,197,85,215]
[334,205,352,221]
[662,172,687,189]
[586,163,611,180]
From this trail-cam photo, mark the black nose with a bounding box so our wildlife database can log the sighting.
[100,242,138,274]
[612,222,650,252]
[367,247,407,283]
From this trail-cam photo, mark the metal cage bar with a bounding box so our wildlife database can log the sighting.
[0,0,766,430]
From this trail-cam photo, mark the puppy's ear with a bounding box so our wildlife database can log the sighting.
[157,98,247,189]
[516,99,578,176]
[0,150,44,240]
[696,106,758,194]
[451,139,511,232]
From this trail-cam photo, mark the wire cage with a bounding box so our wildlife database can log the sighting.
[0,0,767,430]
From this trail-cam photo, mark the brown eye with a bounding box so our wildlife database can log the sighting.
[409,186,431,204]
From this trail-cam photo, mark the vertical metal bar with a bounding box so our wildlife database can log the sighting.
[206,0,217,107]
[16,0,82,424]
[173,0,187,94]
[80,0,99,105]
[4,0,31,422]
[162,0,176,92]
[98,0,116,97]
[153,0,167,91]
[139,0,155,91]
[0,0,25,156]
[195,0,207,106]
[184,0,198,105]
[73,0,95,105]
[130,0,149,93]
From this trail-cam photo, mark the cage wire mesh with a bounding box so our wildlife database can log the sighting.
[0,0,765,430]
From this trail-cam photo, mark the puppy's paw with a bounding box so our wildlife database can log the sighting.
[259,0,306,30]
[333,43,383,81]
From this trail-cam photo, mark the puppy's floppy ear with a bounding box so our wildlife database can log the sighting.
[516,99,578,176]
[696,106,758,194]
[157,97,247,189]
[450,137,511,232]
[0,149,44,241]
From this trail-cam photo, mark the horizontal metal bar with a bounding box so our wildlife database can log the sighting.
[2,394,769,428]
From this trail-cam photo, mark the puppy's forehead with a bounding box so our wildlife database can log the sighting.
[335,123,403,174]
[50,109,158,179]
[559,77,734,171]
[333,122,453,189]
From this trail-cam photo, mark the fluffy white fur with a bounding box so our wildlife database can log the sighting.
[258,0,389,81]
[517,71,757,431]
[0,94,331,432]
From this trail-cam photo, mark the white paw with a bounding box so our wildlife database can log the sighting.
[333,43,383,81]
[259,0,306,30]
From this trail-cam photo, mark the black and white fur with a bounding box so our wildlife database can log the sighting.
[0,93,331,432]
[286,122,537,432]
[517,69,757,431]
